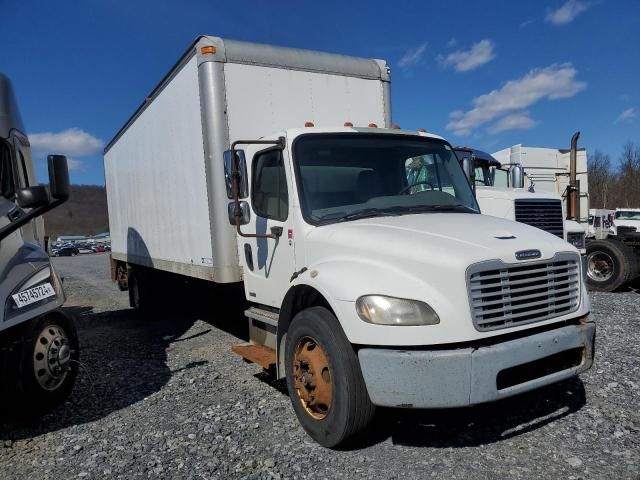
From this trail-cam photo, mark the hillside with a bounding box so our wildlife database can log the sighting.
[44,185,109,239]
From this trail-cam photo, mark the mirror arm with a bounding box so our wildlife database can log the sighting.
[230,137,286,239]
[0,191,70,242]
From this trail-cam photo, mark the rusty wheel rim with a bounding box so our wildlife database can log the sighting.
[292,336,333,420]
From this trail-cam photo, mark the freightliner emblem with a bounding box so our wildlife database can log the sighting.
[515,249,542,260]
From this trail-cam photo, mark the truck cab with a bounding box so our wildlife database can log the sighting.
[454,147,586,254]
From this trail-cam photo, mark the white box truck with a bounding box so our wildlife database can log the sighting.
[105,36,595,447]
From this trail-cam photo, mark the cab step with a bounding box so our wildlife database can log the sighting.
[245,306,279,326]
[231,343,276,369]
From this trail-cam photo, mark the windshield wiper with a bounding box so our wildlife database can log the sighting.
[318,208,401,223]
[384,203,478,213]
[339,208,402,222]
[425,204,477,213]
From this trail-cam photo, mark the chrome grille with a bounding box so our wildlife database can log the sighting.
[514,199,564,238]
[468,254,580,331]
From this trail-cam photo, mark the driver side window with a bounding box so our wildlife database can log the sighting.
[252,149,289,221]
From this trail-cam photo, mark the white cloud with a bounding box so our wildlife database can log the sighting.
[546,0,590,25]
[520,19,534,28]
[615,108,636,124]
[66,158,82,171]
[440,39,495,72]
[488,112,537,133]
[447,38,458,48]
[447,63,586,136]
[29,128,104,156]
[398,42,427,69]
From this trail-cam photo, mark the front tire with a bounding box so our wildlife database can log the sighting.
[284,307,375,448]
[12,312,79,413]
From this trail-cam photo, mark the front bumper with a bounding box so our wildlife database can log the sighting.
[358,321,595,408]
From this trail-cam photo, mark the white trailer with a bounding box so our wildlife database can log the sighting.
[105,36,595,447]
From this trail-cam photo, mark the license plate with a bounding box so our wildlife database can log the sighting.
[12,283,55,308]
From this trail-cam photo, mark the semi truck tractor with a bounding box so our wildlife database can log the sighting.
[454,147,586,254]
[0,73,77,412]
[493,135,640,291]
[105,36,595,447]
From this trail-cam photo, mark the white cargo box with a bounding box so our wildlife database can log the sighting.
[104,35,391,283]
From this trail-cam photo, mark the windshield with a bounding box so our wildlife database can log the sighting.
[474,161,493,186]
[492,167,509,187]
[615,210,640,221]
[293,134,479,225]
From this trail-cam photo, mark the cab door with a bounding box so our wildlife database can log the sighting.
[238,145,297,307]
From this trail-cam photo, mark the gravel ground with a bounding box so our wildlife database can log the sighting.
[0,253,638,479]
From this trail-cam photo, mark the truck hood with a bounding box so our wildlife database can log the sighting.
[614,220,640,230]
[305,212,575,270]
[300,212,585,346]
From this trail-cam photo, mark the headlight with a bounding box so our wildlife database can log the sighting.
[567,232,585,250]
[356,295,440,326]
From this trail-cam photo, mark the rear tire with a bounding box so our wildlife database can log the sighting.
[128,266,155,316]
[586,240,637,291]
[284,306,375,448]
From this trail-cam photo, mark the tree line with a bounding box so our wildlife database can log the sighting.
[587,141,640,209]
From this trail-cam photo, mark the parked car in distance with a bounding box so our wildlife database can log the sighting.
[91,245,106,253]
[56,246,79,257]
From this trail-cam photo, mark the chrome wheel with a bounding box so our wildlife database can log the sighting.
[33,324,73,391]
[292,336,333,420]
[587,251,615,282]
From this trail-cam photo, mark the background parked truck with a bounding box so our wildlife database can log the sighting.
[493,136,640,291]
[0,73,77,412]
[454,146,586,254]
[105,36,595,447]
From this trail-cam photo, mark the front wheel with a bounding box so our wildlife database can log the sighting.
[586,240,637,292]
[11,313,79,413]
[285,307,375,448]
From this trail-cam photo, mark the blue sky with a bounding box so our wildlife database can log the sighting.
[1,0,638,185]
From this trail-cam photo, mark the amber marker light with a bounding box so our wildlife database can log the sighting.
[304,121,315,127]
[201,46,217,55]
[368,123,378,128]
[344,121,354,127]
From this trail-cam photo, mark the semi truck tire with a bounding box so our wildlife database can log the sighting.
[586,240,636,292]
[13,312,79,413]
[284,306,375,448]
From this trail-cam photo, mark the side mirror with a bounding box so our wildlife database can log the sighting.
[48,154,70,201]
[228,201,250,226]
[223,150,248,199]
[509,165,525,189]
[16,186,50,209]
